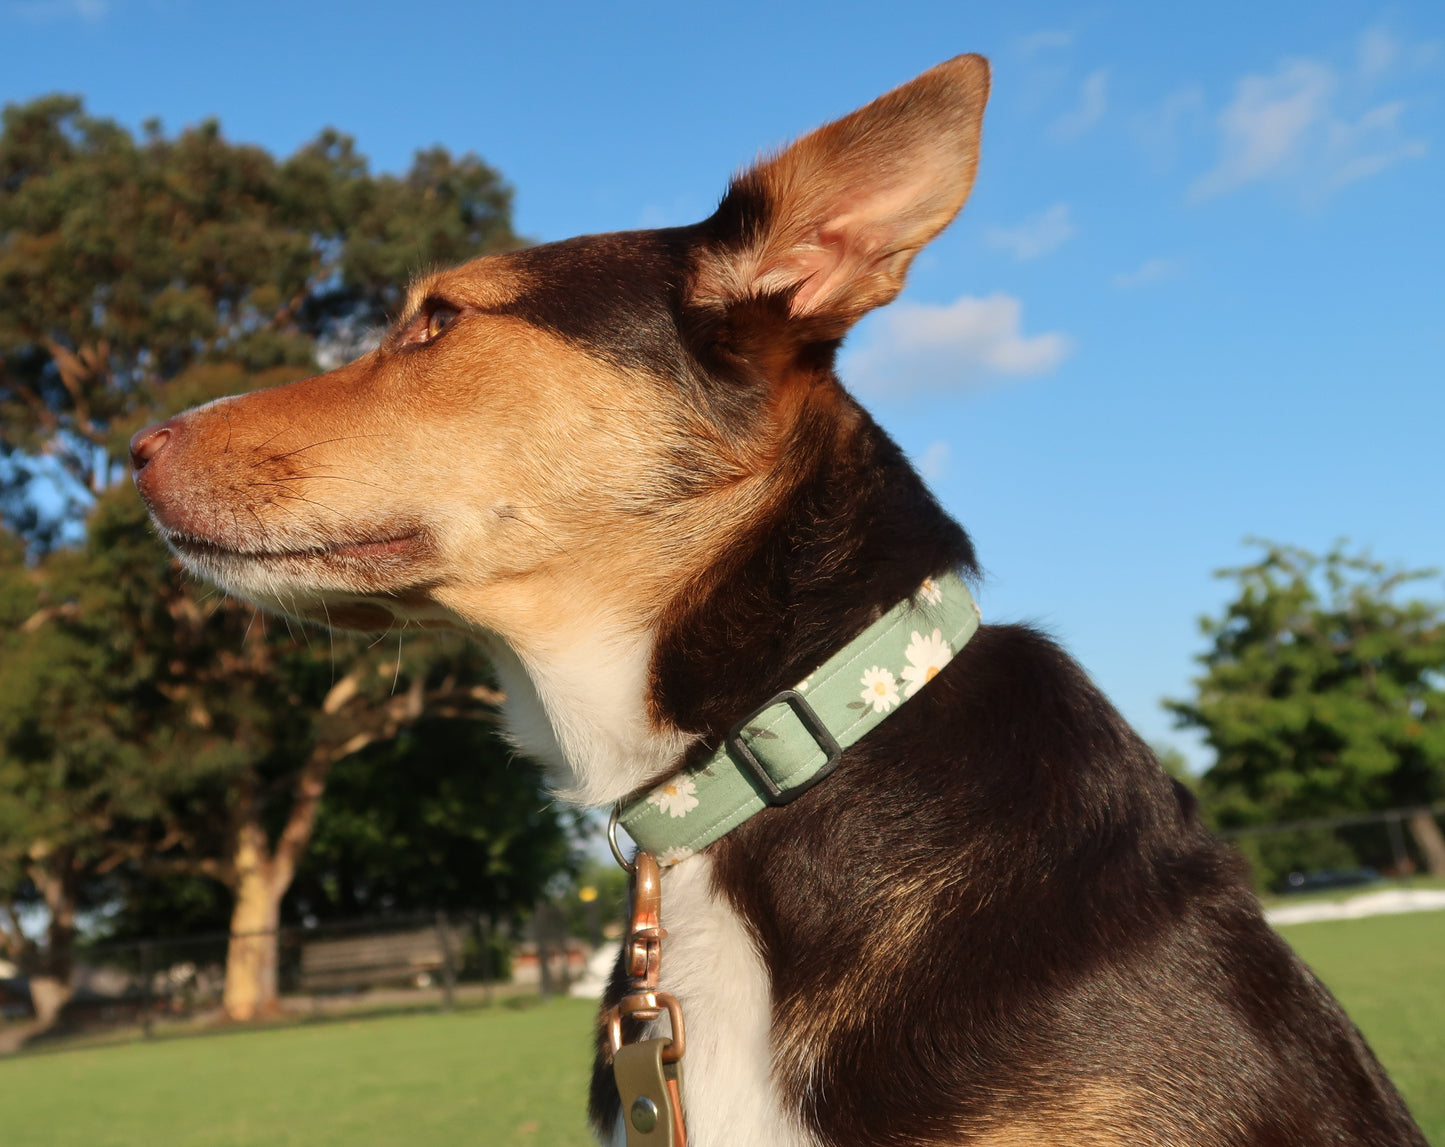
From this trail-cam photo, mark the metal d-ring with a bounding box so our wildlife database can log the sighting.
[608,804,636,873]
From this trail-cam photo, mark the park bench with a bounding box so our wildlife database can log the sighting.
[299,924,459,992]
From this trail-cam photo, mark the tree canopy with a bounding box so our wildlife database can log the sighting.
[0,95,520,548]
[1167,541,1445,885]
[0,95,570,1029]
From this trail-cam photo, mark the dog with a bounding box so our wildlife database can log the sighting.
[130,55,1426,1146]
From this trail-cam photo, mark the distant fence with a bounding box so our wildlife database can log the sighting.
[0,899,600,1046]
[1217,803,1445,892]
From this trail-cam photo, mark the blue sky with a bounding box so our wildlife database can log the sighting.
[4,0,1442,767]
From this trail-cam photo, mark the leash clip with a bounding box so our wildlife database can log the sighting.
[624,850,664,990]
[604,846,688,1143]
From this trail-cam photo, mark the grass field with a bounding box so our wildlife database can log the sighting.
[1,911,1441,1146]
[1277,910,1445,1142]
[0,998,600,1147]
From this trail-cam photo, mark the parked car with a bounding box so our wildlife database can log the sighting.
[1281,868,1381,894]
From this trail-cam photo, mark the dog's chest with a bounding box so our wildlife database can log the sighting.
[601,854,818,1147]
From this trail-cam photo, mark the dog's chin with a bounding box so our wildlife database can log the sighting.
[159,525,437,633]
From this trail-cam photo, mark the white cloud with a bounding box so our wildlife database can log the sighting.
[1019,28,1072,56]
[842,293,1072,397]
[1133,85,1206,171]
[985,203,1076,261]
[1190,55,1427,201]
[916,441,950,484]
[1354,25,1443,77]
[1323,101,1428,188]
[1357,27,1399,79]
[1052,69,1109,139]
[1190,59,1334,199]
[1112,258,1179,289]
[5,0,107,19]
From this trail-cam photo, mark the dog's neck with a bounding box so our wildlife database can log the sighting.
[477,390,977,811]
[479,626,694,807]
[650,396,977,744]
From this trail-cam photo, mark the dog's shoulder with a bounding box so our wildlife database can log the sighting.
[712,622,1424,1145]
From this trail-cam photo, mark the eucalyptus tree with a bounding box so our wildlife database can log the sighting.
[0,97,564,1026]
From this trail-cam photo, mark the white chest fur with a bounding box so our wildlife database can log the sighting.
[600,854,819,1147]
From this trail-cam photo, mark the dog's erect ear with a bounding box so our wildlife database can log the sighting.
[695,55,990,340]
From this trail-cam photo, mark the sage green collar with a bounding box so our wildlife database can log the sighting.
[618,572,981,865]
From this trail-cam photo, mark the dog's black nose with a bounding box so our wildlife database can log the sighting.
[130,423,173,473]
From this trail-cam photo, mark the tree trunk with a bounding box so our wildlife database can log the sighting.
[222,819,283,1022]
[216,669,423,1021]
[220,734,343,1022]
[1408,810,1445,877]
[27,852,78,1030]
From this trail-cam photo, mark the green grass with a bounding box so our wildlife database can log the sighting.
[1278,910,1445,1144]
[0,913,1440,1145]
[0,998,599,1147]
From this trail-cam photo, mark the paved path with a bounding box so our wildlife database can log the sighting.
[1266,888,1445,926]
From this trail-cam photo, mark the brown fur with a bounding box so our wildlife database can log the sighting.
[131,55,1426,1146]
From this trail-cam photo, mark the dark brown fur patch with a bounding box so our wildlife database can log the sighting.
[576,55,1424,1143]
[490,231,698,379]
[590,396,1426,1144]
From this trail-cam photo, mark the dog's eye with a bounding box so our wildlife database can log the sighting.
[425,305,459,341]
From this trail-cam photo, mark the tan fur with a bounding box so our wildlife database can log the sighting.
[965,1084,1142,1147]
[695,55,988,332]
[135,58,990,687]
[131,57,1010,1145]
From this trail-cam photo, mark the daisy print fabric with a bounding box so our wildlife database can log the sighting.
[647,776,700,819]
[900,629,953,698]
[617,572,981,863]
[859,666,901,713]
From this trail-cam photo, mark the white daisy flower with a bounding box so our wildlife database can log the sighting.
[658,846,695,866]
[859,666,901,713]
[918,577,943,605]
[647,776,700,819]
[900,629,952,698]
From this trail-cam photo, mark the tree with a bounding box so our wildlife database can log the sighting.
[0,95,519,548]
[105,719,580,936]
[286,718,580,923]
[1167,541,1445,885]
[1,474,517,1023]
[0,95,531,1027]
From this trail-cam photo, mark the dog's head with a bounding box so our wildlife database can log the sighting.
[131,56,989,797]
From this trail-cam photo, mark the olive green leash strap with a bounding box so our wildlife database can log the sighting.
[617,572,981,864]
[614,1038,685,1146]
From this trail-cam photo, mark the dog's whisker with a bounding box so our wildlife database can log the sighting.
[248,422,296,455]
[267,473,404,495]
[249,434,386,468]
[391,623,406,695]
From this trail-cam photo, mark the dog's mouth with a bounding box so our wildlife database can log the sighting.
[156,519,440,615]
[166,529,427,566]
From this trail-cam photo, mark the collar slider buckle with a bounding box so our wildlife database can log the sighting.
[724,688,843,807]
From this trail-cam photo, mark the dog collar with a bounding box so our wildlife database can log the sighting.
[617,572,981,865]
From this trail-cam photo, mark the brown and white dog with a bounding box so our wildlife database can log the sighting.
[131,56,1425,1146]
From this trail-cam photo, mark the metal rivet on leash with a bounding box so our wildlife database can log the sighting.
[630,1097,659,1132]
